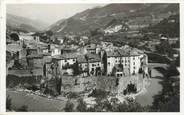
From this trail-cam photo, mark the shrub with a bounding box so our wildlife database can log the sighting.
[6,95,12,110]
[88,89,109,98]
[64,100,74,112]
[67,92,80,99]
[17,105,28,112]
[76,98,87,112]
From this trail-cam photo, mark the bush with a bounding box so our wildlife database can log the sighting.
[67,92,80,99]
[43,87,58,97]
[23,83,39,91]
[6,95,12,110]
[88,89,109,98]
[76,98,87,112]
[17,105,28,112]
[64,100,74,112]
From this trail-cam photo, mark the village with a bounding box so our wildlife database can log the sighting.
[5,3,180,112]
[6,29,152,109]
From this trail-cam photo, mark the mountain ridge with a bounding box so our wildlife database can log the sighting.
[7,13,49,32]
[49,3,179,36]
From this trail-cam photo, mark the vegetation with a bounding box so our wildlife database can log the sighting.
[17,105,28,112]
[74,97,151,112]
[88,89,109,99]
[155,40,174,58]
[67,92,80,99]
[6,95,12,111]
[76,98,88,112]
[151,63,179,112]
[64,100,75,112]
[142,14,179,37]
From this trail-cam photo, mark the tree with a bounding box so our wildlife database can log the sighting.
[102,52,107,75]
[6,95,12,111]
[151,64,180,112]
[167,62,179,77]
[10,33,19,41]
[46,30,53,37]
[45,30,54,43]
[76,98,87,112]
[64,100,74,112]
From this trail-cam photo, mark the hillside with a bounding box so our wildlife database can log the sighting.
[143,14,179,37]
[6,14,49,32]
[49,4,179,36]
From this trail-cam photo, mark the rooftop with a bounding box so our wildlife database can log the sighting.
[26,54,43,59]
[86,53,101,63]
[53,52,79,60]
[107,47,144,57]
[106,50,120,57]
[6,44,22,53]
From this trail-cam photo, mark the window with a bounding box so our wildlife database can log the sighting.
[133,57,135,60]
[92,64,95,67]
[98,64,100,66]
[73,59,75,61]
[65,60,67,62]
[108,62,110,65]
[134,67,136,69]
[133,62,135,65]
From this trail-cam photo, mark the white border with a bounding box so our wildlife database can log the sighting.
[0,0,6,113]
[0,0,183,114]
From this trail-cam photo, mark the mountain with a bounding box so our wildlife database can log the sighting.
[6,14,49,32]
[46,18,66,31]
[49,4,179,36]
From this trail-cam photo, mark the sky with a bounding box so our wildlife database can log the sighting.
[7,4,105,25]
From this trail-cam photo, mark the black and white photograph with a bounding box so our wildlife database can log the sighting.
[5,3,180,112]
